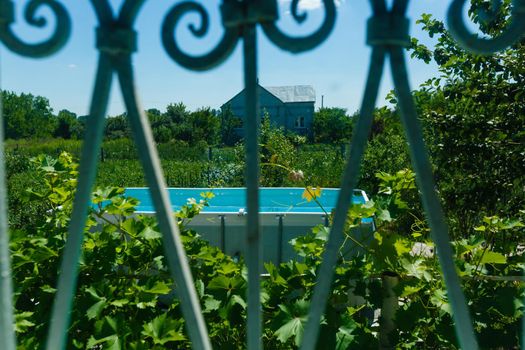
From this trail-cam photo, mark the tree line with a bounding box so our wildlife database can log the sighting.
[1,91,355,146]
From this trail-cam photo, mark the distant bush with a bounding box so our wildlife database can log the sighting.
[95,160,212,188]
[157,140,208,161]
[5,139,82,158]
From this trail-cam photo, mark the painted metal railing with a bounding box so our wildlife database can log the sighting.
[0,0,523,349]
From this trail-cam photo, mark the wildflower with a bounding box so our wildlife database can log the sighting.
[289,169,304,182]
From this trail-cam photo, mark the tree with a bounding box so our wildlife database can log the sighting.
[360,107,411,193]
[104,113,130,139]
[54,109,81,139]
[160,103,221,145]
[259,114,296,186]
[164,102,192,142]
[2,91,56,139]
[408,2,525,236]
[146,108,161,118]
[147,108,172,143]
[189,107,220,146]
[72,115,88,139]
[312,107,353,144]
[219,104,242,146]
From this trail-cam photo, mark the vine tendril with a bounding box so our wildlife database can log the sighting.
[447,0,525,54]
[0,0,71,58]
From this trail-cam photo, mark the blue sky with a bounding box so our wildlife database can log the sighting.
[1,0,447,116]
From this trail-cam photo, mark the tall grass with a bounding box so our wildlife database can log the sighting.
[6,138,213,161]
[5,139,350,189]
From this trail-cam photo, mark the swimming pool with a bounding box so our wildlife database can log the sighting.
[125,187,371,215]
[124,187,374,264]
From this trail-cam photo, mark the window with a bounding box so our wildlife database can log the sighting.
[295,116,305,128]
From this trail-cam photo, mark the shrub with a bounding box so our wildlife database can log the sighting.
[11,155,523,348]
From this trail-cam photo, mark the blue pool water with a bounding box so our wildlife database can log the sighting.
[125,187,369,215]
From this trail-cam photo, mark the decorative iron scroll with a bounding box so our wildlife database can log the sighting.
[0,0,523,350]
[0,0,71,57]
[448,0,525,54]
[161,0,336,70]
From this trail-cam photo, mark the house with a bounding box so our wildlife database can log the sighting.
[222,84,316,136]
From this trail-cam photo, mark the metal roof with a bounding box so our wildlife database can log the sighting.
[264,85,315,103]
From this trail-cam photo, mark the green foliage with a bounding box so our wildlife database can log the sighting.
[183,107,220,146]
[260,115,297,186]
[8,153,524,349]
[312,107,353,144]
[360,107,411,193]
[2,91,57,139]
[409,6,525,238]
[273,299,310,347]
[105,113,131,140]
[219,104,242,146]
[150,103,220,146]
[54,109,84,139]
[263,169,523,349]
[294,144,346,187]
[11,153,249,349]
[5,138,84,158]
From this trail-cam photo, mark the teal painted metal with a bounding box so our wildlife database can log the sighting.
[242,23,263,350]
[0,78,16,350]
[302,2,478,349]
[0,1,71,349]
[162,1,336,348]
[44,1,212,349]
[0,0,71,58]
[0,0,523,349]
[448,0,525,54]
[301,41,388,350]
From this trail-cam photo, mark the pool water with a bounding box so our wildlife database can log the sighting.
[125,187,369,215]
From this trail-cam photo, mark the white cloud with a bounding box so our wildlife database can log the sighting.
[67,64,77,69]
[279,0,344,11]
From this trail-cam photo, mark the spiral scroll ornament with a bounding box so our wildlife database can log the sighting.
[262,0,336,53]
[0,0,71,57]
[447,0,525,54]
[161,0,337,70]
[161,2,238,71]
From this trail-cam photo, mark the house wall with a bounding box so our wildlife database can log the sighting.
[284,102,315,136]
[223,86,314,137]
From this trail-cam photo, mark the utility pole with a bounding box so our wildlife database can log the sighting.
[321,95,324,109]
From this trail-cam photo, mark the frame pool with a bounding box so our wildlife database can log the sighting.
[124,187,374,264]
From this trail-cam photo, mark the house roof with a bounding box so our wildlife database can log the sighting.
[264,85,315,103]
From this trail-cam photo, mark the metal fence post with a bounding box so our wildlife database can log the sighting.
[380,272,399,349]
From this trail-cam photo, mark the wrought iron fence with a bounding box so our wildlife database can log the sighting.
[0,0,523,349]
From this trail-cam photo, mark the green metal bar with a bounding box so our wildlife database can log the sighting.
[0,73,16,350]
[389,46,478,350]
[301,47,386,350]
[242,23,262,350]
[220,215,226,251]
[90,0,114,24]
[277,215,284,264]
[379,273,399,349]
[115,56,212,350]
[46,54,113,350]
